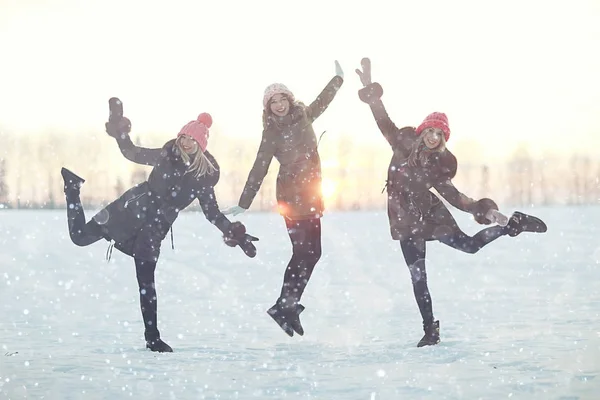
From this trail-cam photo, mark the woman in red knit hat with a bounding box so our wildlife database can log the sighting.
[60,98,258,353]
[222,61,344,337]
[356,58,547,347]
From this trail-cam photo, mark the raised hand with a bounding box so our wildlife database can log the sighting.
[105,97,131,139]
[221,205,247,216]
[105,117,131,139]
[335,60,344,79]
[355,57,372,87]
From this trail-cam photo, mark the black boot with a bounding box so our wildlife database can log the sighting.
[144,330,173,353]
[417,320,440,347]
[505,211,548,237]
[61,167,85,194]
[267,300,305,337]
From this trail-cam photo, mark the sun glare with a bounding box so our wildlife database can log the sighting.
[321,178,338,201]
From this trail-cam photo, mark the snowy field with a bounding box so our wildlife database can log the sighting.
[0,206,598,399]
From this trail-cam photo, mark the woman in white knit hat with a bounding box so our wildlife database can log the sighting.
[223,61,344,337]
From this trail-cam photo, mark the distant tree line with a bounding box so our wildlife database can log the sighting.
[0,128,598,211]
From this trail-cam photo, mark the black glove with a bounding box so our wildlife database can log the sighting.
[223,221,259,258]
[105,117,131,140]
[471,198,499,225]
[355,57,372,87]
[105,97,131,139]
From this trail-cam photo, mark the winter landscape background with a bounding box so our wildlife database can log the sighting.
[2,0,600,398]
[1,206,598,399]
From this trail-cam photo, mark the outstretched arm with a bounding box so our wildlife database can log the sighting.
[197,175,232,235]
[198,173,260,258]
[359,84,412,149]
[115,135,164,166]
[356,58,411,150]
[106,118,163,166]
[307,62,344,122]
[238,132,276,210]
[433,179,476,213]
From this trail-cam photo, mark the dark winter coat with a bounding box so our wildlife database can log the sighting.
[359,82,484,241]
[238,75,343,220]
[91,137,230,261]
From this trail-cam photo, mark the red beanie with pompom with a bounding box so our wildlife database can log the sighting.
[177,113,212,152]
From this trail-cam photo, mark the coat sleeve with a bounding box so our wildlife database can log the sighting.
[197,172,231,235]
[115,135,164,166]
[358,82,413,150]
[238,131,276,209]
[306,75,344,122]
[433,179,476,213]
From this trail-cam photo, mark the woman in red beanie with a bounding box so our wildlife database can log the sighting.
[356,58,546,347]
[222,61,344,337]
[60,99,258,352]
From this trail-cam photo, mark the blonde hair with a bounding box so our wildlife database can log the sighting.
[175,136,217,178]
[407,130,447,167]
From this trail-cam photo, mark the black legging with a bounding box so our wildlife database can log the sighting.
[65,189,161,339]
[135,258,160,339]
[65,189,104,246]
[278,218,322,306]
[401,225,507,326]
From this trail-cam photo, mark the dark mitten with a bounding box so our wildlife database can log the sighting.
[223,221,259,258]
[355,57,372,86]
[105,117,132,140]
[472,198,499,225]
[358,82,384,104]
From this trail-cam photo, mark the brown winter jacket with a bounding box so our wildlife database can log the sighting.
[358,82,495,241]
[238,75,343,219]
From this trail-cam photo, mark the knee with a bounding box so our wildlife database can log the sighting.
[69,230,88,247]
[312,246,322,262]
[408,260,427,284]
[139,282,156,295]
[294,248,321,265]
[459,239,480,254]
[292,240,322,260]
[464,246,479,254]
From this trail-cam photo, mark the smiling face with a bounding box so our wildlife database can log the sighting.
[422,127,444,149]
[269,93,291,117]
[179,135,199,155]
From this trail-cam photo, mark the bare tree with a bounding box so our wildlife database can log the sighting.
[507,145,534,206]
[335,135,353,210]
[115,176,125,198]
[0,159,8,207]
[480,165,490,198]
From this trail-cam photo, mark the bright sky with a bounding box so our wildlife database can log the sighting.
[1,0,599,162]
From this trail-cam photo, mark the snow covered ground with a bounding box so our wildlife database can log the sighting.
[1,206,598,399]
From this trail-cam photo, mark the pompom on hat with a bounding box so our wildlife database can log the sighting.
[177,113,212,152]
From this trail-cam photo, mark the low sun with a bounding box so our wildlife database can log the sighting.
[321,178,338,201]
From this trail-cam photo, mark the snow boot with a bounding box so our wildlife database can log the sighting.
[144,330,173,353]
[505,211,547,237]
[267,301,305,337]
[417,320,440,347]
[61,167,85,195]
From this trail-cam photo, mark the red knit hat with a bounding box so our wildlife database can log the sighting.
[416,112,450,142]
[177,113,212,152]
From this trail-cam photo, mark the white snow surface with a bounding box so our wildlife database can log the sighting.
[0,207,598,399]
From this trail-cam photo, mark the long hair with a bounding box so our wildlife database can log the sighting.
[175,136,217,178]
[407,130,447,167]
